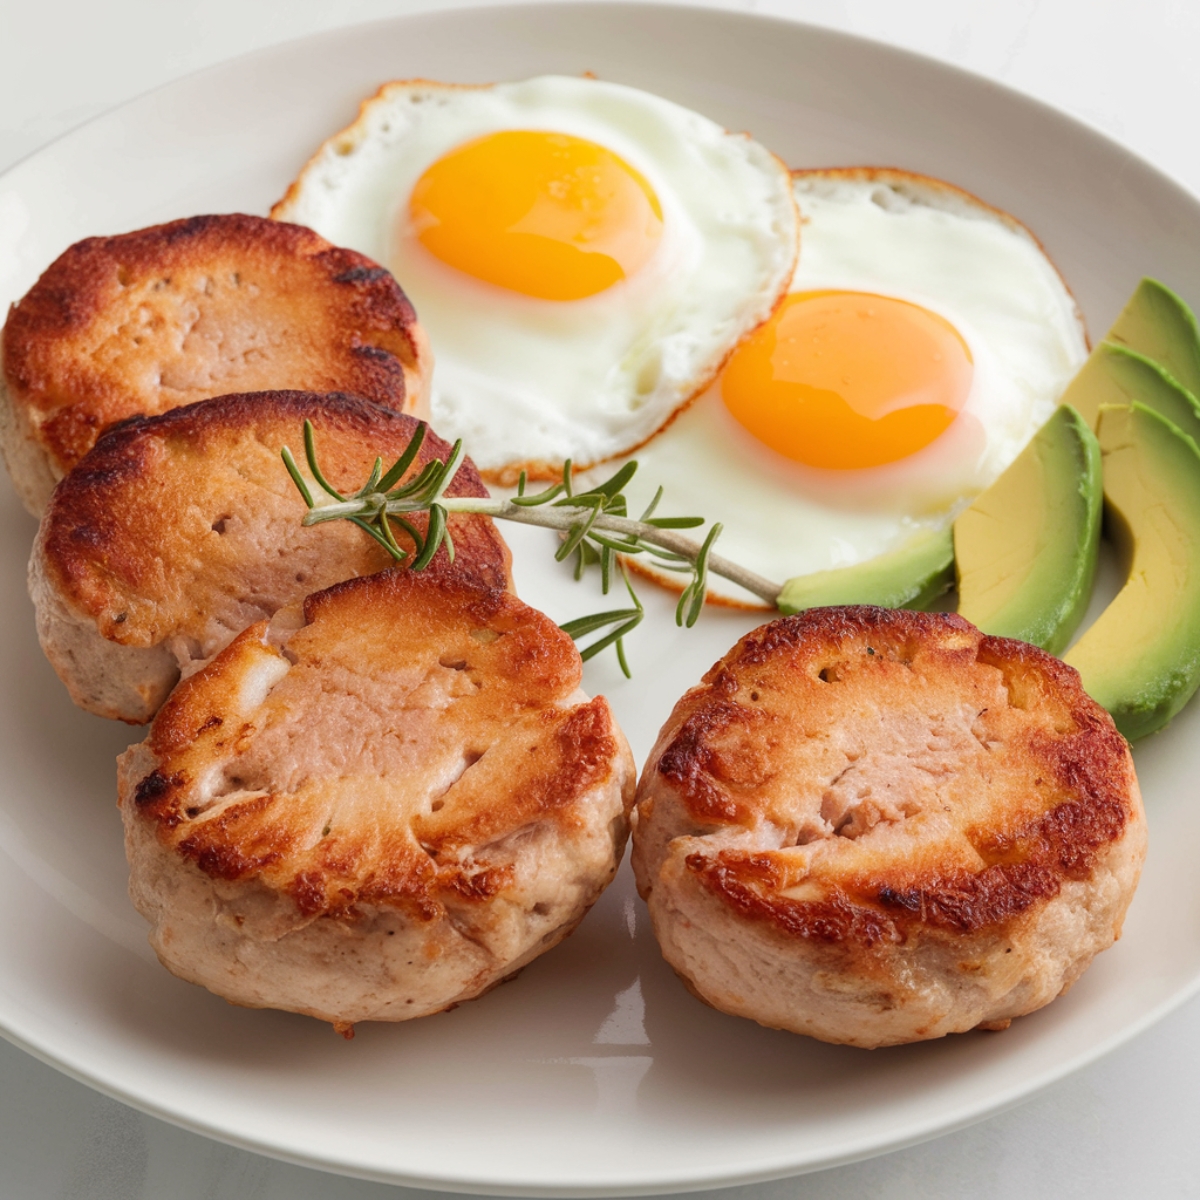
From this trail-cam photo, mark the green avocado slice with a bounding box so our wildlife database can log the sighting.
[1064,402,1200,740]
[1105,277,1200,401]
[776,527,953,615]
[1058,341,1200,443]
[954,404,1101,655]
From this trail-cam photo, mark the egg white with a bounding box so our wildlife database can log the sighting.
[272,75,799,479]
[593,169,1089,605]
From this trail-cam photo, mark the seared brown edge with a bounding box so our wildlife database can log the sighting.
[3,214,424,468]
[39,389,511,623]
[652,606,1132,942]
[129,567,625,923]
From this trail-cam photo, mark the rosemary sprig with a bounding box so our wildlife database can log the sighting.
[282,420,783,675]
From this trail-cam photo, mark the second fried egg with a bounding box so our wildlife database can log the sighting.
[600,169,1089,604]
[272,75,799,481]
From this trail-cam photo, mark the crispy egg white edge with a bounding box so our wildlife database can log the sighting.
[271,75,800,473]
[592,170,1089,604]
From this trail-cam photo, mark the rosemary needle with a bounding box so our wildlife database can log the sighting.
[282,420,784,673]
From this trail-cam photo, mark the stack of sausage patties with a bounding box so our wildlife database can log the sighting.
[2,213,634,1034]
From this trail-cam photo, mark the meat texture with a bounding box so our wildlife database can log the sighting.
[632,606,1146,1048]
[118,566,635,1032]
[31,390,510,723]
[1,213,431,513]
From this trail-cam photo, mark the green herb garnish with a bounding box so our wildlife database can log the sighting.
[283,420,782,675]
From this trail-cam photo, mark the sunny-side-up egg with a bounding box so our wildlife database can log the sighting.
[598,168,1090,604]
[271,75,799,481]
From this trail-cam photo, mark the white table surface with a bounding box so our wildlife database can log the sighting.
[2,0,1200,1196]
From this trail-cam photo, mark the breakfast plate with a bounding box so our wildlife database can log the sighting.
[3,4,1200,1194]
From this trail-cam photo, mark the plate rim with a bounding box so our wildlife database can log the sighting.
[4,975,1200,1197]
[6,0,1200,213]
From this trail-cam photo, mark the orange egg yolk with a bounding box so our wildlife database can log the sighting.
[721,290,974,470]
[408,130,664,301]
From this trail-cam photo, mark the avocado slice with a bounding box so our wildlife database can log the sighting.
[1058,341,1200,443]
[1064,402,1200,740]
[1106,277,1200,401]
[954,405,1101,655]
[776,527,953,614]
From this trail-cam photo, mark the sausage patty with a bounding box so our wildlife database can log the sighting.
[1,213,431,513]
[118,566,634,1033]
[631,606,1146,1047]
[31,390,509,723]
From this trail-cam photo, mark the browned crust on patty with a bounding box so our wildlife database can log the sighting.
[117,567,635,1025]
[648,607,1130,934]
[2,214,431,512]
[135,663,621,916]
[631,607,1144,1045]
[32,390,510,722]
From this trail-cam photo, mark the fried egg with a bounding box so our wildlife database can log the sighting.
[271,76,799,481]
[597,169,1089,604]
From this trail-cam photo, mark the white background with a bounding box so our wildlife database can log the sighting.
[2,1,1200,1197]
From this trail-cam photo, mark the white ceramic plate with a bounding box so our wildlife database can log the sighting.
[3,4,1200,1194]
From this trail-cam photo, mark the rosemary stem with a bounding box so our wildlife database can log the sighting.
[304,493,784,607]
[462,501,785,604]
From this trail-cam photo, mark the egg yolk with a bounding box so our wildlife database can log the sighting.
[408,130,664,301]
[721,290,974,469]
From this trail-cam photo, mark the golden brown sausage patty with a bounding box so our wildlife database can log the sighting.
[31,390,509,723]
[118,566,635,1032]
[1,213,431,513]
[631,606,1145,1047]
